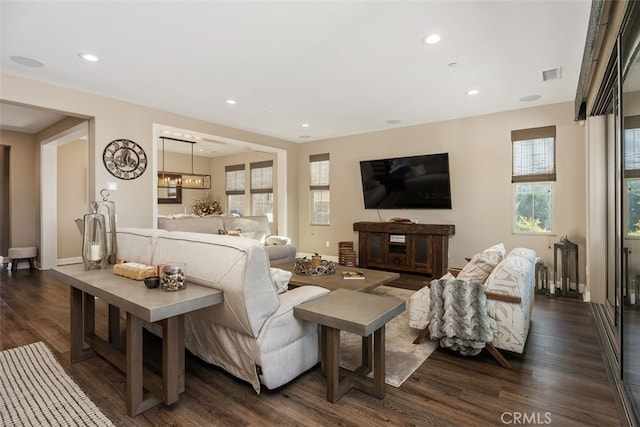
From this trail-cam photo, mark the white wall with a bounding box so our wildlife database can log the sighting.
[1,74,299,242]
[297,101,587,277]
[57,139,87,259]
[0,130,38,249]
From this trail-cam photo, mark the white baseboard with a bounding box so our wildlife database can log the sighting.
[57,257,82,266]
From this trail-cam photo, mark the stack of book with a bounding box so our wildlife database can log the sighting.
[342,271,365,280]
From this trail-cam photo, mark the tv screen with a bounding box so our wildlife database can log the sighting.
[359,153,452,209]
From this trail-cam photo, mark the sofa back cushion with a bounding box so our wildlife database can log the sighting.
[158,216,224,234]
[116,228,166,265]
[484,248,535,298]
[223,216,271,244]
[152,231,279,337]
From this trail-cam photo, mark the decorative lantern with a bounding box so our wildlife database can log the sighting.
[553,235,579,296]
[95,188,117,264]
[82,201,108,271]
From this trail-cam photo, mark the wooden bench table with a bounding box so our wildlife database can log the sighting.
[294,289,405,402]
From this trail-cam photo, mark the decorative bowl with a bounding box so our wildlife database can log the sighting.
[294,258,336,276]
[144,276,160,289]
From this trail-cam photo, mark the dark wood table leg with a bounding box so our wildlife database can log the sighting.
[84,294,95,337]
[70,287,95,362]
[372,326,385,399]
[162,315,185,403]
[362,333,373,373]
[320,325,327,376]
[326,326,340,402]
[108,304,121,349]
[127,312,160,416]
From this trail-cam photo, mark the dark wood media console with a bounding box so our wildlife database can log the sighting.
[353,222,455,278]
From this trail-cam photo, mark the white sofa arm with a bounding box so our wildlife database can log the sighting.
[257,286,329,353]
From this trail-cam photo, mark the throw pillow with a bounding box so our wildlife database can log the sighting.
[483,243,506,258]
[270,267,291,294]
[457,251,503,284]
[218,229,228,235]
[266,236,290,246]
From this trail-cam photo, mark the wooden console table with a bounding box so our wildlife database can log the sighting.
[50,264,223,416]
[353,222,455,277]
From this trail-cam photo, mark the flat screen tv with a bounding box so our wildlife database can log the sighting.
[359,153,452,209]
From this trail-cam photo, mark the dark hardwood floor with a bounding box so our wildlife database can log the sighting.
[0,268,623,426]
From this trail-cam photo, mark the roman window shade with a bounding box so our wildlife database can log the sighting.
[225,164,245,195]
[250,161,273,194]
[309,153,330,190]
[511,125,556,183]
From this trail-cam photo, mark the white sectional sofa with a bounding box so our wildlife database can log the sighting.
[157,215,296,265]
[116,227,329,393]
[409,246,536,357]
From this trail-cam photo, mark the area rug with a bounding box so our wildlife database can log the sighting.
[339,285,438,387]
[0,342,114,426]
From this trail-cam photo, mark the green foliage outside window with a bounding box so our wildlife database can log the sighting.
[628,180,640,236]
[514,183,552,233]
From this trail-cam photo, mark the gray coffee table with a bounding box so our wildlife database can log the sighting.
[293,289,405,402]
[278,262,399,292]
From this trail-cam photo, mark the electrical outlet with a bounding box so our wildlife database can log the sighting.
[325,241,330,248]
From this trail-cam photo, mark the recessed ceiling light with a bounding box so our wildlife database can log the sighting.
[299,135,311,139]
[466,89,479,96]
[10,55,44,67]
[423,34,441,45]
[302,123,310,128]
[226,99,237,105]
[386,120,401,124]
[78,53,99,62]
[520,95,541,102]
[198,148,205,152]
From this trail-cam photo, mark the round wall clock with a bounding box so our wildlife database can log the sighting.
[102,139,147,180]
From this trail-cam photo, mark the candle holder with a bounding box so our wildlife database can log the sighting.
[95,189,117,264]
[82,202,108,271]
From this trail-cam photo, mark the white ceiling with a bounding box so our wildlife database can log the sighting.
[0,1,592,143]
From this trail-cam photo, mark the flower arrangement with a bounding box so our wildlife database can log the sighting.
[192,196,223,216]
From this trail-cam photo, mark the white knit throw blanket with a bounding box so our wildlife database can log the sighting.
[428,278,496,356]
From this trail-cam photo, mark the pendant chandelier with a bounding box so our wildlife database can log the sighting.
[158,136,211,189]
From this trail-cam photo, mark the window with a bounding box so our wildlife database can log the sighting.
[310,153,330,225]
[625,117,640,236]
[250,161,274,221]
[225,164,245,216]
[511,126,556,233]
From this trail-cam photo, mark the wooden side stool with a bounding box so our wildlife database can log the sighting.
[8,246,37,271]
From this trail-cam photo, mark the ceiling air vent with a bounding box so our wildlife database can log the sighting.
[542,67,562,82]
